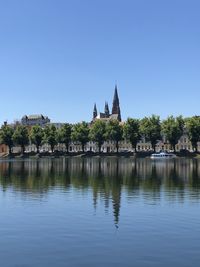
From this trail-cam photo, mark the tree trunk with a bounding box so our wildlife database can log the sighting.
[66,143,69,153]
[116,141,119,154]
[37,145,39,154]
[98,143,101,153]
[82,144,85,153]
[21,145,25,155]
[51,145,54,153]
[194,144,198,152]
[173,144,176,153]
[152,144,156,152]
[134,145,137,153]
[9,146,12,155]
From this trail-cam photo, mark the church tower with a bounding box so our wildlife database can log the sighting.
[93,103,97,119]
[104,102,110,118]
[112,85,121,121]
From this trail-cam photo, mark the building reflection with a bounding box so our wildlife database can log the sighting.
[0,158,200,226]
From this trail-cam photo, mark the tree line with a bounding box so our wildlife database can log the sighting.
[0,115,200,155]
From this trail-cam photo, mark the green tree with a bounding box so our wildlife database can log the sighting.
[90,120,106,153]
[140,115,161,152]
[71,122,90,152]
[13,125,29,154]
[161,116,184,152]
[44,125,58,153]
[123,118,140,152]
[105,120,123,153]
[30,125,44,153]
[57,123,72,153]
[0,125,14,154]
[185,116,200,152]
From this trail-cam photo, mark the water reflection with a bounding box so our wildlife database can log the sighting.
[0,158,200,226]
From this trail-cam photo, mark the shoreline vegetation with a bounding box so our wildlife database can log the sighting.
[0,115,200,157]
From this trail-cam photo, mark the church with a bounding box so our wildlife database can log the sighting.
[92,85,121,122]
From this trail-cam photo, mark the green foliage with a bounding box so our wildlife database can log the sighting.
[90,120,106,153]
[71,122,90,152]
[44,125,58,153]
[123,118,140,152]
[105,120,123,153]
[57,123,72,152]
[161,116,184,152]
[1,114,199,155]
[13,125,29,154]
[140,115,161,152]
[30,125,44,153]
[0,125,14,154]
[185,116,200,152]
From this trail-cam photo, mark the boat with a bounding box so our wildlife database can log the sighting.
[150,151,176,159]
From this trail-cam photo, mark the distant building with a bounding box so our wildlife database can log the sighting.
[0,144,8,154]
[93,85,121,122]
[48,122,65,129]
[21,114,50,127]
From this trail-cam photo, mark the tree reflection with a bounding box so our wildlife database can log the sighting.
[0,158,200,225]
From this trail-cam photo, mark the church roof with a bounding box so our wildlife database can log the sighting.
[22,114,48,120]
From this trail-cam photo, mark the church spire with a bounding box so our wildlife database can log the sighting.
[93,103,97,119]
[104,101,110,117]
[113,84,119,105]
[112,85,121,121]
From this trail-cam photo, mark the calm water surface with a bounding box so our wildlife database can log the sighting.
[0,157,200,267]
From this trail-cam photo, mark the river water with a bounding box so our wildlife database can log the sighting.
[0,157,200,267]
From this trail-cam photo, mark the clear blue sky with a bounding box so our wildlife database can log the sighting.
[0,0,200,124]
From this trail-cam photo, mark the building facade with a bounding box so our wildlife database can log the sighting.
[0,144,8,155]
[21,114,50,127]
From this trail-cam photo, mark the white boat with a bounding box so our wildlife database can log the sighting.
[150,152,176,159]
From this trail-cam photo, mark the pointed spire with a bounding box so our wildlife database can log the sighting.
[114,84,119,104]
[104,101,110,117]
[93,103,97,119]
[112,84,121,121]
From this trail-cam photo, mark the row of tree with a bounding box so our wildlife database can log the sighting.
[0,115,200,154]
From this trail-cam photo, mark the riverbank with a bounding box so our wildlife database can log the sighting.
[1,150,200,159]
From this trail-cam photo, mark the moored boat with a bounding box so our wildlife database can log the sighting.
[150,152,176,159]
